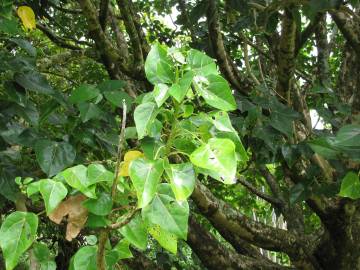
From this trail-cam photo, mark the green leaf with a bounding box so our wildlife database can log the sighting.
[190,138,237,184]
[169,71,194,103]
[145,43,175,85]
[103,90,133,112]
[119,214,148,250]
[142,184,189,240]
[69,84,99,103]
[187,49,218,76]
[339,172,360,200]
[10,38,37,57]
[35,140,76,177]
[0,212,38,270]
[193,74,237,111]
[86,214,110,229]
[134,102,158,139]
[165,162,195,201]
[87,164,114,184]
[72,246,97,270]
[129,158,164,208]
[78,102,104,123]
[334,125,360,148]
[32,242,50,262]
[149,224,177,254]
[61,165,96,198]
[113,239,133,260]
[153,83,170,107]
[308,137,339,159]
[98,80,126,92]
[14,71,55,95]
[40,261,56,270]
[27,181,41,196]
[39,179,68,214]
[83,192,112,216]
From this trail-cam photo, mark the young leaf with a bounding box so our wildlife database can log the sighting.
[169,71,194,103]
[134,102,157,139]
[142,184,189,240]
[190,138,237,184]
[145,43,175,85]
[153,83,170,107]
[0,212,38,270]
[193,74,237,111]
[35,140,76,177]
[339,172,360,200]
[113,239,133,260]
[39,179,68,214]
[62,165,96,198]
[119,214,148,250]
[129,158,164,208]
[83,192,112,216]
[165,162,195,201]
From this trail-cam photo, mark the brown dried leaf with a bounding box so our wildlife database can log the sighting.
[48,194,88,241]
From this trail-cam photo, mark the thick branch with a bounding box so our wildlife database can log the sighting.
[206,0,252,95]
[99,0,109,30]
[191,180,297,252]
[275,7,297,102]
[187,216,293,270]
[331,9,360,56]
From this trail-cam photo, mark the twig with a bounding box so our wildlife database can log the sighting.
[108,207,140,230]
[243,43,261,86]
[237,176,282,206]
[111,100,127,199]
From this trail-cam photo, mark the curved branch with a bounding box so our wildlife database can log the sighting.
[206,0,253,95]
[187,216,294,270]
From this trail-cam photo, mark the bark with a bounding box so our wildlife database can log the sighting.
[187,216,293,270]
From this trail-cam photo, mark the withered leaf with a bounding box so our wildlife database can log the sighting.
[49,194,88,241]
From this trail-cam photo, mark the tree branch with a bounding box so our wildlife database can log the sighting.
[206,0,253,95]
[99,0,110,30]
[187,216,294,270]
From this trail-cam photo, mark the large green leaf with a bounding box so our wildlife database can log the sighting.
[129,158,164,208]
[61,165,96,198]
[142,184,189,240]
[153,83,170,107]
[334,125,360,148]
[134,102,158,139]
[72,246,97,270]
[165,162,195,201]
[186,49,217,76]
[83,192,112,216]
[35,140,76,177]
[193,74,237,111]
[39,179,68,214]
[69,84,99,103]
[145,43,175,85]
[339,172,360,200]
[190,138,237,184]
[119,214,148,250]
[0,212,38,270]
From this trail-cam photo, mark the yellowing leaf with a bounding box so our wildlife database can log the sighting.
[149,224,177,254]
[17,6,36,30]
[119,150,144,176]
[49,194,88,241]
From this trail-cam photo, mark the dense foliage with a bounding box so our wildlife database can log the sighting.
[0,0,360,269]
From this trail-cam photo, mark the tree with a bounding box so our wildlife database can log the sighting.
[0,0,360,269]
